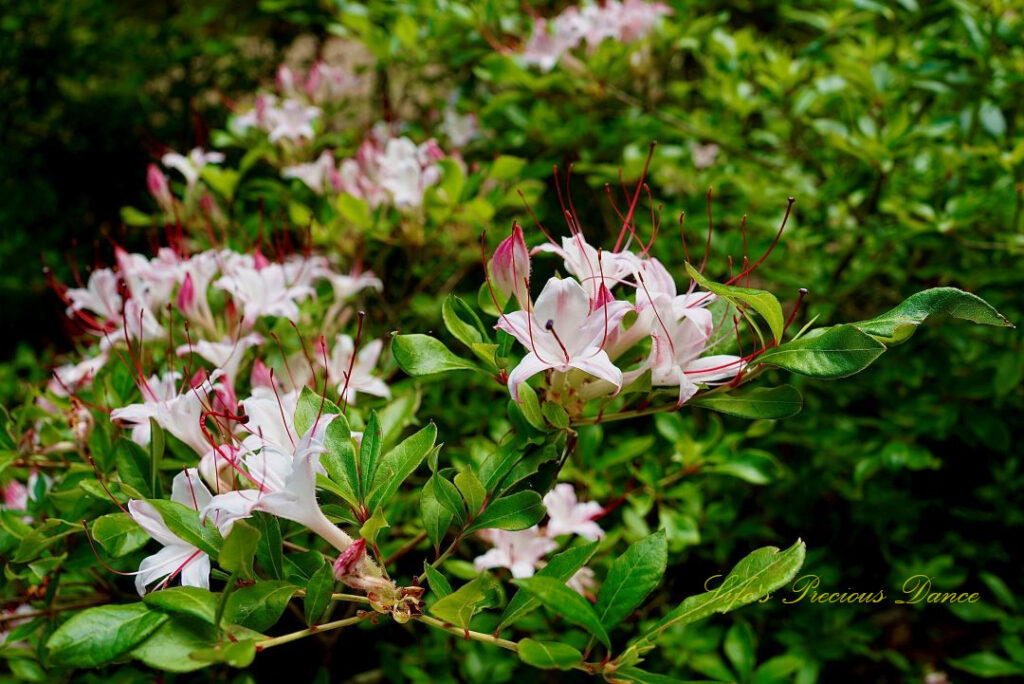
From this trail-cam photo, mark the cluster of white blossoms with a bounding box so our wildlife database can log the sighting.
[282,122,451,210]
[47,244,392,594]
[520,0,672,71]
[487,220,747,408]
[474,484,604,596]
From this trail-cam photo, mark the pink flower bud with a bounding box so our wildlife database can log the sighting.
[253,248,270,271]
[333,538,367,580]
[177,272,195,314]
[147,164,172,209]
[276,65,296,95]
[490,222,530,308]
[305,63,322,97]
[250,359,274,389]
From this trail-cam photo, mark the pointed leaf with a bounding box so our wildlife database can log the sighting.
[429,574,500,630]
[46,603,168,667]
[367,423,437,510]
[323,413,359,506]
[686,263,784,344]
[690,385,802,419]
[595,531,668,629]
[851,287,1012,344]
[498,541,599,631]
[468,491,545,532]
[756,325,886,378]
[518,638,583,670]
[514,576,610,648]
[392,334,480,376]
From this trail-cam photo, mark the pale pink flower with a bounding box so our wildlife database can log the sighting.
[490,222,531,309]
[282,150,340,195]
[473,527,558,578]
[266,99,321,143]
[324,335,391,406]
[543,483,604,540]
[496,277,630,401]
[51,353,108,397]
[128,468,212,595]
[691,142,719,169]
[567,567,598,596]
[111,371,222,455]
[161,148,225,189]
[176,333,264,383]
[215,262,315,327]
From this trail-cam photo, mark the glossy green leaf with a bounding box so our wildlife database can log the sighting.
[468,490,545,532]
[454,469,487,517]
[423,561,453,598]
[392,334,480,376]
[632,540,806,655]
[851,287,1012,344]
[690,385,803,419]
[686,263,784,344]
[294,386,341,440]
[756,325,886,378]
[46,603,168,667]
[130,615,217,673]
[219,520,261,579]
[304,560,335,625]
[224,581,297,632]
[518,638,582,670]
[429,574,500,630]
[595,531,668,629]
[498,541,599,631]
[421,476,455,550]
[146,500,222,558]
[323,413,359,506]
[359,411,384,499]
[366,423,437,510]
[513,576,610,648]
[144,586,219,625]
[91,512,148,557]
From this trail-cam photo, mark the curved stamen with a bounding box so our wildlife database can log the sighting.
[544,320,570,363]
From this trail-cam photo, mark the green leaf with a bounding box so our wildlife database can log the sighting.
[468,491,545,532]
[421,476,456,550]
[610,666,693,683]
[359,411,384,499]
[430,574,501,630]
[756,325,886,378]
[144,586,219,625]
[366,423,437,510]
[423,562,453,598]
[443,294,493,362]
[948,652,1024,678]
[690,385,803,420]
[304,560,335,625]
[513,576,610,648]
[850,287,1012,344]
[336,193,372,229]
[323,413,359,506]
[253,513,284,580]
[724,621,756,681]
[130,614,218,673]
[46,603,168,667]
[115,438,152,497]
[518,638,583,670]
[92,513,148,557]
[595,531,668,629]
[220,520,261,579]
[455,470,487,517]
[498,541,599,631]
[751,655,804,684]
[224,581,297,632]
[392,334,480,376]
[632,541,806,654]
[686,263,784,344]
[542,402,570,429]
[516,383,547,431]
[294,387,341,439]
[146,500,223,558]
[360,506,389,544]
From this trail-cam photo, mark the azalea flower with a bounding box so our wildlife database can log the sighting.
[238,387,300,454]
[215,262,315,327]
[305,62,360,104]
[266,99,321,143]
[282,150,340,195]
[201,425,354,553]
[634,294,744,405]
[111,371,222,455]
[323,335,391,406]
[176,333,263,383]
[490,222,532,309]
[441,106,480,147]
[533,234,640,305]
[337,130,446,210]
[128,468,212,595]
[543,483,604,540]
[473,527,557,578]
[161,148,225,189]
[496,277,630,401]
[50,353,108,397]
[567,567,598,597]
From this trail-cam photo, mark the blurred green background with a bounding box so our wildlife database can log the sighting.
[1,1,1021,682]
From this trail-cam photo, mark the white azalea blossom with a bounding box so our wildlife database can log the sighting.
[128,468,212,595]
[543,483,605,540]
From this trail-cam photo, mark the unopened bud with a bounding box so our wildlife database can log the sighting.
[332,538,367,580]
[490,223,530,308]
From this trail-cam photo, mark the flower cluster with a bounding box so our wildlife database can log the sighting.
[474,484,603,595]
[282,123,450,210]
[520,0,672,71]
[487,216,755,409]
